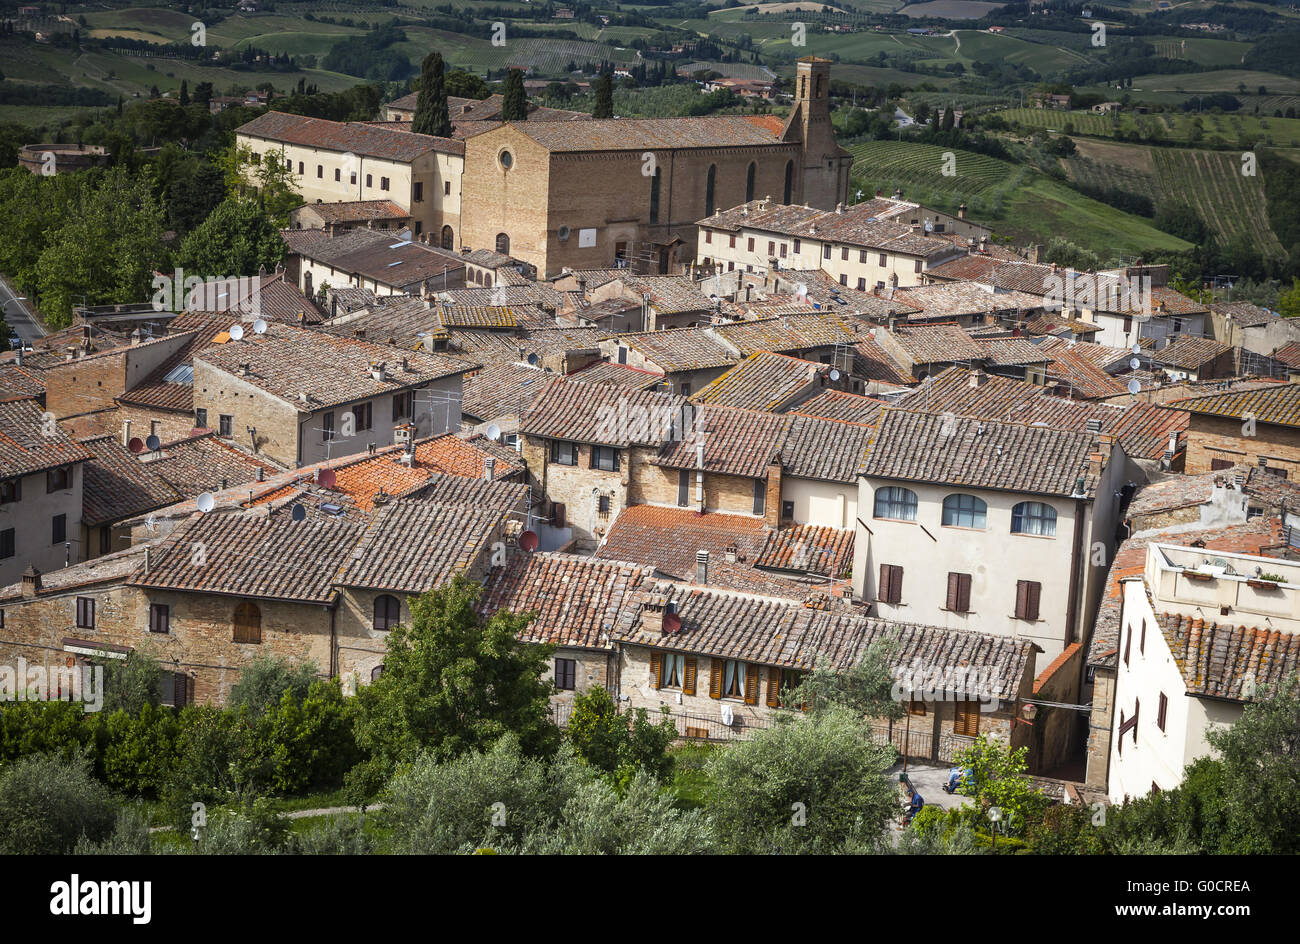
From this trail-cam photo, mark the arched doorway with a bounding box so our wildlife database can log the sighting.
[440,225,454,250]
[495,232,510,255]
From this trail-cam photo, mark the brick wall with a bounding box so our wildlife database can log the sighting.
[1184,414,1300,476]
[627,455,762,516]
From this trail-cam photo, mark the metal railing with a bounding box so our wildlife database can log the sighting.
[868,722,976,764]
[550,702,772,742]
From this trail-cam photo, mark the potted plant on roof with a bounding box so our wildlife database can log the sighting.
[1247,571,1286,590]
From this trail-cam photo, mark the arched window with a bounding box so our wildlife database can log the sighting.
[233,600,261,644]
[745,162,756,202]
[942,494,987,529]
[371,664,385,682]
[373,594,401,631]
[873,486,918,522]
[783,160,793,204]
[649,167,661,224]
[495,232,510,255]
[705,164,716,217]
[1011,501,1057,537]
[440,225,454,250]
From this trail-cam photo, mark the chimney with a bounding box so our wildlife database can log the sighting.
[695,549,709,584]
[969,370,988,388]
[764,461,782,528]
[640,594,667,633]
[13,348,21,366]
[122,420,132,446]
[20,565,41,599]
[257,466,264,482]
[979,235,988,253]
[1089,453,1105,477]
[484,457,496,482]
[893,188,903,200]
[958,203,967,221]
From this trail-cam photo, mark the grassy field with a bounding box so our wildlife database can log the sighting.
[393,26,641,76]
[1065,137,1284,257]
[849,139,1193,256]
[995,106,1300,148]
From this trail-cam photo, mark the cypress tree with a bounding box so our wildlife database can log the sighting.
[179,79,189,106]
[501,68,527,121]
[593,72,614,119]
[412,52,452,138]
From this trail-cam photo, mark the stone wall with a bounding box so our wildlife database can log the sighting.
[1184,414,1300,476]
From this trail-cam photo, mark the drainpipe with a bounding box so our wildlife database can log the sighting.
[1065,499,1086,644]
[328,601,337,679]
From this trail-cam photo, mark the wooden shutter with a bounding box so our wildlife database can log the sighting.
[683,657,697,695]
[173,673,188,707]
[1016,580,1040,621]
[649,652,663,690]
[1140,618,1146,654]
[1157,692,1167,731]
[744,663,759,705]
[947,573,970,612]
[878,564,902,604]
[708,658,722,699]
[767,666,782,708]
[1123,623,1131,667]
[954,701,979,737]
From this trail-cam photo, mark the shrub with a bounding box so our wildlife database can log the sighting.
[0,753,118,854]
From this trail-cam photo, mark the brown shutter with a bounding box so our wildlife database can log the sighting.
[744,663,759,705]
[1026,581,1041,621]
[708,659,722,699]
[890,565,903,604]
[946,573,959,611]
[683,657,697,695]
[958,574,971,612]
[1124,624,1131,666]
[649,652,663,690]
[767,666,781,708]
[1015,580,1027,619]
[947,573,970,612]
[878,564,891,603]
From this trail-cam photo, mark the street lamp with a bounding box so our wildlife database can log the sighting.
[988,805,1002,854]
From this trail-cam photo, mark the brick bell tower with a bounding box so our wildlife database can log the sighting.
[782,57,852,210]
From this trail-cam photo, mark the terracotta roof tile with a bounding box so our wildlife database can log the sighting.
[0,399,93,479]
[1158,612,1300,701]
[520,378,687,447]
[1171,381,1300,428]
[654,404,787,478]
[691,351,829,411]
[789,389,885,424]
[79,435,182,527]
[238,110,463,160]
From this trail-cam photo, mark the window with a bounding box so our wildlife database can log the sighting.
[550,441,577,466]
[219,414,233,437]
[878,564,903,605]
[793,239,800,253]
[47,467,71,492]
[648,166,661,223]
[704,230,712,244]
[495,232,510,255]
[840,247,848,262]
[298,161,304,174]
[1122,315,1133,333]
[380,177,390,191]
[350,172,357,185]
[942,493,987,529]
[354,401,373,432]
[1123,623,1131,667]
[718,659,755,703]
[365,173,373,187]
[52,514,66,545]
[0,528,13,560]
[874,486,918,521]
[822,245,832,260]
[597,494,611,515]
[946,572,972,613]
[499,150,513,170]
[1,479,20,503]
[780,243,787,258]
[441,225,454,250]
[550,502,566,528]
[162,672,188,708]
[316,165,323,178]
[76,597,95,629]
[1157,693,1167,732]
[414,221,422,237]
[681,383,691,396]
[373,594,401,631]
[745,161,756,202]
[908,699,927,716]
[99,527,110,555]
[371,665,384,682]
[728,235,736,249]
[1015,580,1041,621]
[879,253,887,267]
[954,701,980,737]
[555,657,577,691]
[781,500,795,521]
[768,240,775,256]
[747,237,755,252]
[677,469,690,507]
[334,168,340,182]
[1117,699,1139,754]
[767,667,805,709]
[857,278,866,291]
[321,412,335,442]
[752,479,766,516]
[1011,501,1056,537]
[149,603,169,634]
[914,259,923,274]
[592,446,619,472]
[705,164,716,216]
[1140,618,1146,655]
[413,182,423,201]
[839,274,848,286]
[393,391,411,419]
[663,653,684,688]
[233,600,261,644]
[859,249,868,264]
[444,181,451,196]
[195,408,208,429]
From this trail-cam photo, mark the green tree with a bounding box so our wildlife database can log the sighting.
[951,734,1048,836]
[565,686,676,781]
[347,574,558,799]
[98,650,163,715]
[445,69,489,100]
[227,653,320,716]
[704,708,898,853]
[785,639,902,720]
[0,753,118,854]
[411,52,452,138]
[593,72,614,119]
[216,144,300,226]
[179,79,190,106]
[174,197,288,277]
[502,68,528,121]
[1278,278,1300,318]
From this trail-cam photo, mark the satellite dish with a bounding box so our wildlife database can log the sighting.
[127,437,145,454]
[229,324,245,341]
[484,423,502,442]
[1131,343,1141,354]
[252,319,268,335]
[795,283,808,299]
[1129,357,1141,370]
[145,434,161,451]
[1127,378,1142,395]
[518,530,539,552]
[828,368,841,381]
[196,491,215,513]
[557,225,571,241]
[663,612,682,633]
[318,468,337,489]
[526,353,539,366]
[290,503,307,522]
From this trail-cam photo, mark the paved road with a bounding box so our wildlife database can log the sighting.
[0,276,45,346]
